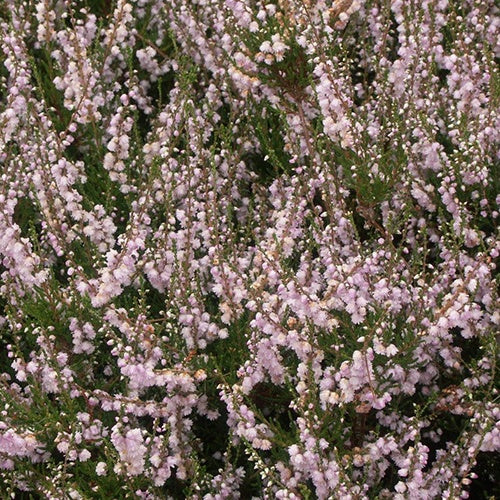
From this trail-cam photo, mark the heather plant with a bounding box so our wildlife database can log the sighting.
[0,0,498,498]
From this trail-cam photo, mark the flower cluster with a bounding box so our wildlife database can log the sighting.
[0,0,498,498]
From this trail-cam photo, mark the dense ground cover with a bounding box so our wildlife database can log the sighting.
[0,0,498,498]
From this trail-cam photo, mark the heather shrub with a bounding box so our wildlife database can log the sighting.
[0,0,498,498]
